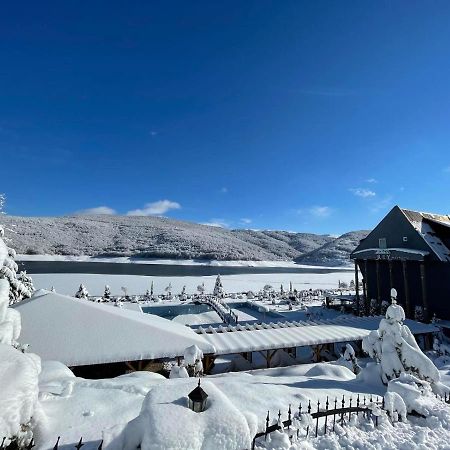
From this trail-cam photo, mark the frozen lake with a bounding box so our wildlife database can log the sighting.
[19,260,352,276]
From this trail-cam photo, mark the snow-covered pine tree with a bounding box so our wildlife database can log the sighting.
[0,228,33,304]
[213,274,224,297]
[103,285,111,301]
[362,288,441,385]
[75,283,89,300]
[349,279,355,289]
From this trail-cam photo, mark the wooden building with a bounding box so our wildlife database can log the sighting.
[350,206,450,321]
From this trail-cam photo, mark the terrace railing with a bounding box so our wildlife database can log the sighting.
[252,394,384,449]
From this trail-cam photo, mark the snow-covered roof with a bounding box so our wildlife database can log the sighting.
[195,316,438,356]
[401,208,450,262]
[13,290,215,366]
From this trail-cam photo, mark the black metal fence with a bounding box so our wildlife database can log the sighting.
[252,394,383,450]
[0,437,103,450]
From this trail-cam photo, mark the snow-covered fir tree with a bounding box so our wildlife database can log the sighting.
[0,229,33,304]
[213,274,224,297]
[362,288,440,385]
[75,283,89,300]
[103,285,111,301]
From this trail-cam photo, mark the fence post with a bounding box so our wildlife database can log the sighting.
[315,400,320,437]
[324,397,329,433]
[265,411,270,441]
[333,398,337,431]
[288,404,292,430]
[348,397,352,422]
[341,395,345,424]
[53,437,60,450]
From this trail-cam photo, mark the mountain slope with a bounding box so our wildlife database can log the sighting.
[0,215,366,265]
[295,230,370,267]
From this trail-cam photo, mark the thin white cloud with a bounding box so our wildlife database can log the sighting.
[309,206,333,218]
[370,195,394,213]
[75,206,116,215]
[240,218,252,225]
[350,188,376,198]
[202,218,229,228]
[127,200,181,216]
[365,178,377,183]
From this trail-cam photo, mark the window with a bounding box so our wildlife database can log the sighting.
[379,238,387,249]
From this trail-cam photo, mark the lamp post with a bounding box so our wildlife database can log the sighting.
[188,379,208,412]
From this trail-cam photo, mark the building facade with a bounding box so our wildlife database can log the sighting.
[350,206,450,321]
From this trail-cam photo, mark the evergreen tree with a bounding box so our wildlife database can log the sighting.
[213,274,224,297]
[75,284,89,300]
[103,285,111,301]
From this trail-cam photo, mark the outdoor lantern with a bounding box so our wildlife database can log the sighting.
[188,379,208,412]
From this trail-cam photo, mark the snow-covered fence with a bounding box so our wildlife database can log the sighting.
[0,437,103,450]
[252,394,384,449]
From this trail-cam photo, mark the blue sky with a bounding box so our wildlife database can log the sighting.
[1,1,450,235]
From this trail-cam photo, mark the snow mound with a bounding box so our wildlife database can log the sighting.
[111,379,252,450]
[0,344,41,444]
[305,363,355,380]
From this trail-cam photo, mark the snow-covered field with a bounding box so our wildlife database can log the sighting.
[36,360,450,450]
[31,271,355,297]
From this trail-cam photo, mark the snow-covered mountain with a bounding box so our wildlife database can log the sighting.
[295,230,370,267]
[1,215,368,266]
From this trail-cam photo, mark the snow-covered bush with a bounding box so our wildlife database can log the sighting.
[336,344,361,374]
[103,285,111,301]
[362,289,441,385]
[184,345,204,377]
[384,391,407,422]
[414,305,424,322]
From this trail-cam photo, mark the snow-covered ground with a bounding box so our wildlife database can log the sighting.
[31,271,355,297]
[17,255,346,269]
[35,360,450,450]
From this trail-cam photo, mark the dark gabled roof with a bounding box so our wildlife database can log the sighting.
[351,206,450,263]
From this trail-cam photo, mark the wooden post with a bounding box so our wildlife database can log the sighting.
[375,259,381,308]
[364,259,369,315]
[402,260,411,318]
[420,262,429,321]
[354,260,360,316]
[388,260,394,289]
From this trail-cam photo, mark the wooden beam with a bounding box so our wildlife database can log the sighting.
[125,361,136,372]
[420,262,429,321]
[364,259,369,315]
[375,259,381,308]
[354,260,360,316]
[388,260,394,289]
[402,260,410,318]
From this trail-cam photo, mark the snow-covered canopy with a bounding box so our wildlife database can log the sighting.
[196,315,437,356]
[13,290,215,366]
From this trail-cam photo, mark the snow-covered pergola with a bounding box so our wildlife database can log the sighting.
[14,290,215,370]
[195,315,438,361]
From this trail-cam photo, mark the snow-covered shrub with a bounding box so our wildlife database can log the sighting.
[103,285,111,301]
[380,300,389,315]
[384,391,407,422]
[184,345,203,377]
[369,298,378,316]
[362,290,441,385]
[169,365,189,379]
[337,344,361,374]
